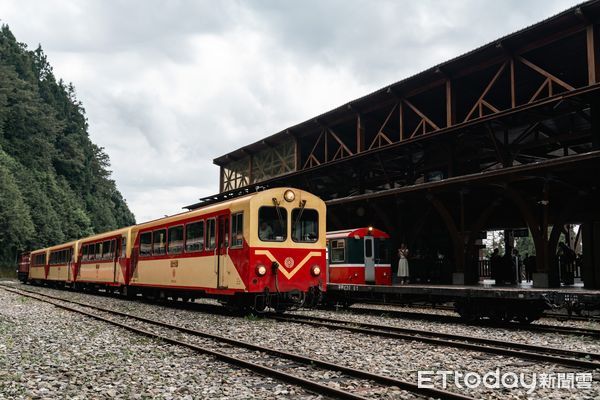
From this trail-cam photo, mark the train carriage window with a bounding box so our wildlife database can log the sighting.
[109,240,115,259]
[88,244,95,260]
[207,219,216,250]
[33,253,44,266]
[330,239,346,263]
[66,248,72,263]
[95,243,102,260]
[168,225,184,254]
[365,238,373,258]
[82,245,88,261]
[121,237,127,258]
[49,252,55,265]
[153,229,167,255]
[221,218,229,249]
[231,213,244,248]
[185,221,204,252]
[291,208,318,243]
[102,240,112,260]
[140,232,152,257]
[258,207,287,242]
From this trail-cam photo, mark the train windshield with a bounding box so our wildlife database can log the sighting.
[258,207,287,242]
[292,208,318,243]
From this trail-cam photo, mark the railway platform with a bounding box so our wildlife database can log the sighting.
[326,282,600,322]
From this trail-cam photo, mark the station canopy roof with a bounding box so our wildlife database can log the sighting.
[213,0,600,166]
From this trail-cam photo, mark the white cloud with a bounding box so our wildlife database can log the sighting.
[0,0,583,222]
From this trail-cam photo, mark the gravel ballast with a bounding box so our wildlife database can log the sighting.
[3,282,599,399]
[0,287,319,399]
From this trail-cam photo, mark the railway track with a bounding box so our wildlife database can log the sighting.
[270,313,600,370]
[344,305,600,338]
[0,285,473,400]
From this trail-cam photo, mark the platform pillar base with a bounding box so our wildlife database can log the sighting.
[452,272,465,285]
[533,272,549,288]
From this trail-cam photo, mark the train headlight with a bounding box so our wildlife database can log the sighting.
[311,265,321,276]
[256,264,267,276]
[283,189,295,202]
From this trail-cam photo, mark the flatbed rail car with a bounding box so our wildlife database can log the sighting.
[326,227,392,285]
[19,188,327,312]
[326,283,600,323]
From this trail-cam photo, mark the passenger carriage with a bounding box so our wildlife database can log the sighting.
[76,228,130,289]
[27,241,78,286]
[326,227,392,286]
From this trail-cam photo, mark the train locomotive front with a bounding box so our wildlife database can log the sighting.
[240,188,326,311]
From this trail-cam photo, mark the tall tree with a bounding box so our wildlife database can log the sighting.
[0,24,135,265]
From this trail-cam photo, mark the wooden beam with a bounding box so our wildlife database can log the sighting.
[294,136,300,171]
[378,103,398,136]
[464,61,507,122]
[219,166,224,193]
[248,155,253,184]
[302,130,324,169]
[445,80,453,127]
[324,128,328,163]
[587,24,597,85]
[329,128,353,157]
[518,56,575,91]
[356,114,365,153]
[399,101,404,141]
[403,99,440,130]
[510,58,516,108]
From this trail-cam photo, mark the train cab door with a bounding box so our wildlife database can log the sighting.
[216,215,229,289]
[364,236,375,284]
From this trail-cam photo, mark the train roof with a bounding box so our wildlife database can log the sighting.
[79,227,131,243]
[31,240,78,254]
[327,227,390,240]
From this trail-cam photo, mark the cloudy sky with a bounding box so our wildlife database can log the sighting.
[0,0,583,223]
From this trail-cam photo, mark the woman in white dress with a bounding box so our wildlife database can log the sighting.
[397,243,409,284]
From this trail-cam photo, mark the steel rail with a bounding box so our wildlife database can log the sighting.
[0,285,475,400]
[270,313,600,370]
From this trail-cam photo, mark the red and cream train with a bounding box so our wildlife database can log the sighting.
[18,188,326,312]
[326,227,392,286]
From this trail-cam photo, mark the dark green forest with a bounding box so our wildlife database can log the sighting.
[0,25,135,266]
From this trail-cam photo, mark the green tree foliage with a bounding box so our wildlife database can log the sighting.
[0,25,135,264]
